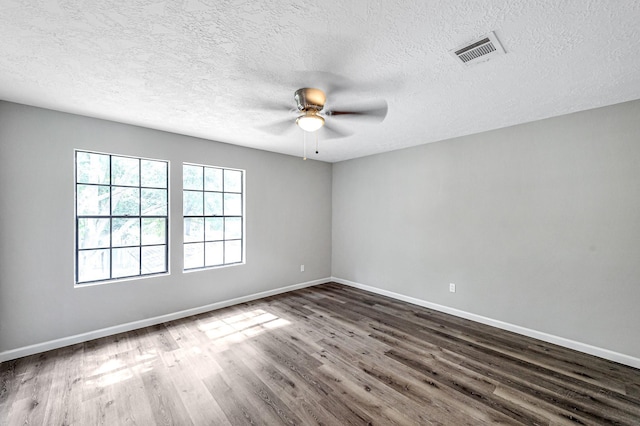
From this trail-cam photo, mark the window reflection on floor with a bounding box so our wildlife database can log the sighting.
[198,309,290,345]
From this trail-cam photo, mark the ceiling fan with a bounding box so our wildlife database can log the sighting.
[260,87,388,140]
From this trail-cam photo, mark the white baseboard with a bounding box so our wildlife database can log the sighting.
[0,278,330,363]
[331,277,640,369]
[5,276,639,369]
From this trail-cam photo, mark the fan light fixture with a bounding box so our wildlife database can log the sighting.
[296,112,325,132]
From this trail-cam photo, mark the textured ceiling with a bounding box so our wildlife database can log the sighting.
[1,1,640,162]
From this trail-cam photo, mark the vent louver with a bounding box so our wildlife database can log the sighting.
[450,32,505,66]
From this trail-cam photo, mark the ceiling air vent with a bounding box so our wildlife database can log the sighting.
[450,31,505,66]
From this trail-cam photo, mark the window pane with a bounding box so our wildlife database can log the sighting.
[112,156,139,186]
[77,152,109,184]
[112,218,140,247]
[225,217,242,240]
[224,169,242,193]
[142,246,166,274]
[205,217,223,241]
[182,163,243,271]
[204,192,223,216]
[112,247,140,278]
[78,218,110,249]
[76,151,169,284]
[183,191,203,216]
[184,218,204,242]
[141,188,167,216]
[204,167,223,191]
[141,160,167,188]
[225,240,242,263]
[78,249,110,282]
[142,218,166,245]
[205,241,223,266]
[77,185,110,215]
[224,193,242,216]
[184,243,204,269]
[112,187,139,216]
[183,165,203,190]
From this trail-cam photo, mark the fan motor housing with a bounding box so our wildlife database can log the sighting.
[294,88,326,112]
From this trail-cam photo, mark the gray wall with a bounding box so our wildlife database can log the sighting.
[2,98,639,360]
[0,101,332,353]
[332,99,640,359]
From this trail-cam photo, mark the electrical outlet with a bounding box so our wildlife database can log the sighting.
[300,264,305,272]
[449,283,456,293]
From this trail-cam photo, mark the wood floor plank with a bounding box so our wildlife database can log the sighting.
[0,357,23,423]
[369,318,640,422]
[369,315,638,424]
[202,370,262,425]
[228,339,343,425]
[317,336,492,425]
[141,363,193,425]
[345,284,639,389]
[218,349,303,425]
[312,357,413,425]
[250,334,377,425]
[41,344,84,425]
[4,351,57,425]
[2,282,640,425]
[160,348,232,425]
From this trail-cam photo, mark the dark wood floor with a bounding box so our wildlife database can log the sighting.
[2,283,640,425]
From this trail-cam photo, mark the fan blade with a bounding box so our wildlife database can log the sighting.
[326,100,388,121]
[257,118,296,135]
[254,100,296,113]
[320,122,353,140]
[299,71,352,99]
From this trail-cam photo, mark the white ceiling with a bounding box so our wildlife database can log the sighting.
[1,1,640,162]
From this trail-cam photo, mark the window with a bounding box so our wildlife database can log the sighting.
[183,163,244,270]
[75,151,168,284]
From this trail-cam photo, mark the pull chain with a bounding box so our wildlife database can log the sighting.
[315,131,319,154]
[303,131,307,160]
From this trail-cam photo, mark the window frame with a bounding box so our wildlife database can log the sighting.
[74,150,170,286]
[182,162,245,271]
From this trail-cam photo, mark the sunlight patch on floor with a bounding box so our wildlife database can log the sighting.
[198,309,290,344]
[86,351,158,387]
